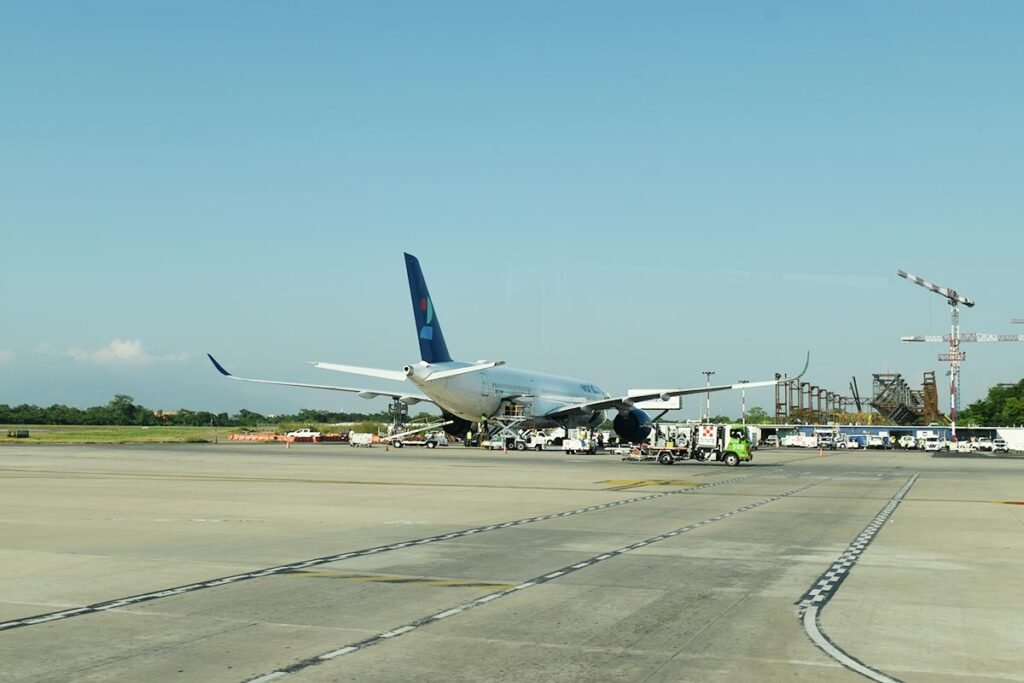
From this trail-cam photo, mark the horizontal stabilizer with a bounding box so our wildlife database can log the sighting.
[313,362,409,382]
[426,361,505,381]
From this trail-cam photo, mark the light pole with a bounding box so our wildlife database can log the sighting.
[739,379,749,424]
[702,370,716,421]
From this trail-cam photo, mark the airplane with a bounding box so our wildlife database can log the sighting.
[208,253,806,443]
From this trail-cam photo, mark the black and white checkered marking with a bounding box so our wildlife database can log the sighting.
[0,470,775,632]
[242,477,830,682]
[796,474,918,683]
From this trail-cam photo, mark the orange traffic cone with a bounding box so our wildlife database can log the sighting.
[818,447,823,457]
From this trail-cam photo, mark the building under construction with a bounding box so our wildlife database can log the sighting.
[773,370,943,426]
[869,371,942,425]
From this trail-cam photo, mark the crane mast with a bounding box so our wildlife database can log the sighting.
[896,269,974,442]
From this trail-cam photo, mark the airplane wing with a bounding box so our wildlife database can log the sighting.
[207,355,435,405]
[544,353,809,420]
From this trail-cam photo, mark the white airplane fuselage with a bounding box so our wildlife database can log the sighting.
[406,362,609,428]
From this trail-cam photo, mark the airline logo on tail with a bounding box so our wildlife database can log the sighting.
[419,296,434,340]
[405,252,452,363]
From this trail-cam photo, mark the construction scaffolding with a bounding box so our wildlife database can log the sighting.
[773,369,941,426]
[869,373,923,425]
[920,371,941,424]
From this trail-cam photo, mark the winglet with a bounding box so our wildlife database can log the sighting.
[207,354,232,377]
[792,351,810,381]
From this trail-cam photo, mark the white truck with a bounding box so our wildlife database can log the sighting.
[782,433,817,448]
[562,437,596,455]
[286,428,322,440]
[835,434,861,449]
[867,432,891,449]
[897,435,917,449]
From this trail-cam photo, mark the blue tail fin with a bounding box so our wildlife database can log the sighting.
[404,253,452,363]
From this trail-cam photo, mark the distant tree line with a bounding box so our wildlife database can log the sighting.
[0,394,412,427]
[959,379,1024,427]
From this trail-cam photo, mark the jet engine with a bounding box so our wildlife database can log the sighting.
[441,410,472,439]
[613,407,652,443]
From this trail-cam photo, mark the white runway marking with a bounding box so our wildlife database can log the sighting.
[240,477,831,682]
[0,470,776,633]
[796,474,919,682]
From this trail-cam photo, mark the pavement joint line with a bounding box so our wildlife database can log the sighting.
[796,474,919,683]
[239,477,831,682]
[0,470,779,633]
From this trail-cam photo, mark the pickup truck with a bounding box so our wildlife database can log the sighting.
[286,428,322,439]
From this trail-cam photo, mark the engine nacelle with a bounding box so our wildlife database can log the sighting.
[441,410,472,439]
[613,407,652,443]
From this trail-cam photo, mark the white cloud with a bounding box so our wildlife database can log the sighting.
[0,350,14,365]
[66,339,188,365]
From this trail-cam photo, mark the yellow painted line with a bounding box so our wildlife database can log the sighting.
[287,570,514,589]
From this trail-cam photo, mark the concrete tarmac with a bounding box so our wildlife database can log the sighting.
[1,444,1022,682]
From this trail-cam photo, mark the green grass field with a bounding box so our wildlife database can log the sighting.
[0,425,236,444]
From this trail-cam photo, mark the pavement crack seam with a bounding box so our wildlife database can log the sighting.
[795,473,919,683]
[239,477,831,682]
[0,470,776,633]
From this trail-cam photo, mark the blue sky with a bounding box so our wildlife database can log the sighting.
[1,2,1021,419]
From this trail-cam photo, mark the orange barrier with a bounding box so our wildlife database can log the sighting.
[228,433,347,443]
[229,433,285,442]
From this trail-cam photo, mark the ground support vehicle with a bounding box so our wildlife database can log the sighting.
[993,438,1009,453]
[392,431,448,449]
[843,434,868,449]
[349,433,374,447]
[782,433,817,448]
[562,438,596,455]
[527,434,563,451]
[386,421,452,449]
[653,445,690,465]
[956,441,973,453]
[866,433,892,449]
[617,446,653,461]
[897,435,917,449]
[971,438,994,452]
[674,424,752,467]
